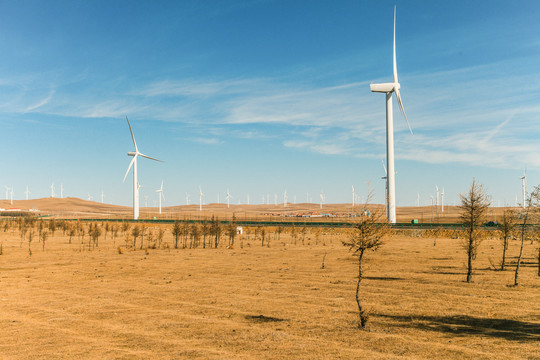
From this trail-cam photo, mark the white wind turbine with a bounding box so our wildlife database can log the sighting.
[319,190,325,210]
[199,186,204,211]
[520,171,527,209]
[352,185,355,207]
[123,116,162,220]
[247,194,250,205]
[436,186,440,207]
[185,192,190,205]
[60,183,64,198]
[4,186,9,200]
[87,193,92,201]
[50,182,56,198]
[441,188,445,213]
[25,186,30,200]
[156,180,164,214]
[370,6,413,223]
[283,190,288,208]
[226,188,232,208]
[10,187,13,205]
[101,190,105,204]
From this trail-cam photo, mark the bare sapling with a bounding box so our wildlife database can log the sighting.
[41,229,49,251]
[28,229,33,256]
[342,192,389,328]
[514,185,540,286]
[132,225,141,250]
[459,179,490,283]
[172,220,181,249]
[157,227,164,248]
[498,209,516,271]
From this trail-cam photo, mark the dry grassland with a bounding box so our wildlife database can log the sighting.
[0,224,539,359]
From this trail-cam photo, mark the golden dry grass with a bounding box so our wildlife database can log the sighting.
[0,224,538,359]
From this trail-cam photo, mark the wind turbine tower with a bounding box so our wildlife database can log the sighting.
[441,188,445,213]
[436,186,440,207]
[352,185,355,207]
[50,183,56,198]
[283,190,288,208]
[319,190,325,210]
[226,189,232,209]
[199,186,204,211]
[25,186,30,200]
[10,187,13,205]
[156,181,164,214]
[520,172,527,209]
[123,116,162,220]
[101,190,105,204]
[60,183,64,198]
[370,6,413,223]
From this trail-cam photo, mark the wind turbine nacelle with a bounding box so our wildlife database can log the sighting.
[127,151,136,156]
[370,82,398,93]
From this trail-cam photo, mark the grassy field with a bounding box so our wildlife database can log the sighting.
[0,224,539,359]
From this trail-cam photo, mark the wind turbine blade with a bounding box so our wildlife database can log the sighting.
[126,116,139,153]
[123,156,136,182]
[393,6,398,84]
[139,153,163,162]
[381,159,387,175]
[395,89,413,134]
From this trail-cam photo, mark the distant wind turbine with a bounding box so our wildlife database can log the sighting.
[25,186,30,200]
[352,185,355,207]
[87,193,92,201]
[370,6,413,223]
[4,186,9,200]
[226,188,232,209]
[319,190,325,210]
[60,183,64,198]
[283,190,288,208]
[441,188,445,213]
[101,190,105,204]
[50,183,56,198]
[10,187,13,205]
[520,171,527,208]
[199,186,204,211]
[123,116,162,220]
[247,194,250,205]
[185,192,190,205]
[156,180,164,214]
[436,186,440,207]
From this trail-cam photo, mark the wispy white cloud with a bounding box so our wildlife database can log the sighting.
[23,88,55,113]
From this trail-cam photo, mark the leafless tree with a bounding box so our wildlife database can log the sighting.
[498,209,516,271]
[514,185,540,286]
[342,193,388,328]
[459,179,490,283]
[172,220,181,249]
[131,225,141,250]
[41,229,49,251]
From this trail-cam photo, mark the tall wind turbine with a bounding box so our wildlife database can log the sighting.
[60,183,64,198]
[185,192,190,205]
[50,183,56,198]
[156,181,164,214]
[352,185,355,207]
[226,188,232,208]
[283,190,288,208]
[10,187,13,205]
[370,6,413,223]
[436,186,440,207]
[25,186,30,200]
[123,116,162,220]
[101,190,105,204]
[199,186,204,211]
[520,171,527,208]
[319,190,325,210]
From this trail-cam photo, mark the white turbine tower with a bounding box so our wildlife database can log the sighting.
[283,190,288,208]
[226,188,232,209]
[10,187,13,205]
[87,193,92,201]
[319,190,325,210]
[101,190,105,204]
[370,6,413,224]
[25,186,30,200]
[520,172,527,209]
[441,188,445,213]
[156,181,164,214]
[123,116,162,220]
[185,192,190,205]
[60,183,64,198]
[381,160,389,221]
[352,185,356,207]
[199,186,204,211]
[4,186,9,200]
[50,183,56,198]
[436,186,440,207]
[247,194,250,205]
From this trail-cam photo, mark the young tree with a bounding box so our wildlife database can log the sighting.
[157,227,165,248]
[514,185,540,286]
[498,209,516,271]
[172,220,181,249]
[41,229,49,251]
[459,179,490,283]
[342,197,388,328]
[201,221,209,249]
[132,225,141,250]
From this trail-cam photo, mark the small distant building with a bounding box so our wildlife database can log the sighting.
[236,226,243,235]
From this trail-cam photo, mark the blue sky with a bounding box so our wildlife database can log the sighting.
[1,0,539,207]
